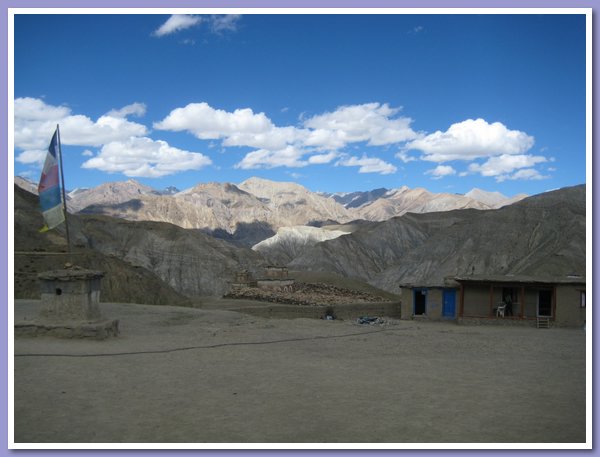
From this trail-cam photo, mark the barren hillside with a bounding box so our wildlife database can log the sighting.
[289,185,586,292]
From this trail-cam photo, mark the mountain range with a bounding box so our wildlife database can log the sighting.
[13,177,585,302]
[15,176,528,247]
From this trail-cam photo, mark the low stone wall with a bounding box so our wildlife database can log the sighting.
[256,279,296,289]
[231,301,401,320]
[15,319,120,340]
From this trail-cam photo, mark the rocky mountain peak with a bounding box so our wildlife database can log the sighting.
[238,177,313,199]
[15,176,38,195]
[465,188,509,206]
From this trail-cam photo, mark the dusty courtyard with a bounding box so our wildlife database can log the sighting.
[13,299,586,444]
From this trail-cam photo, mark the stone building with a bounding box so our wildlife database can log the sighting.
[230,266,295,293]
[398,274,586,327]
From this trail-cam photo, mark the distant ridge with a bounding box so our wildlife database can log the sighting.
[15,175,529,246]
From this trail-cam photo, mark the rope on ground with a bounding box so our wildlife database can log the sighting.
[14,325,413,359]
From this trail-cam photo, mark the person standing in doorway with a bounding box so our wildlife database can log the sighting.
[504,294,513,317]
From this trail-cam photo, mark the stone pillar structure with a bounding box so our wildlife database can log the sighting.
[15,266,119,340]
[38,269,104,321]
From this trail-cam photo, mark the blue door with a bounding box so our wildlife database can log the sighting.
[442,288,456,318]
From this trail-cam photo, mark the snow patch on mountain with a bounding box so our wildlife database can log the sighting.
[252,225,351,264]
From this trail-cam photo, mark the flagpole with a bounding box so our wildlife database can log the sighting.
[56,124,71,253]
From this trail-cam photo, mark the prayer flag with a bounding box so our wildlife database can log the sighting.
[38,128,65,232]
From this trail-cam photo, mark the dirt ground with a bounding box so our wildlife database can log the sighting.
[12,299,586,445]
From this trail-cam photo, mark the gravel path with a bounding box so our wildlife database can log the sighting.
[13,299,586,444]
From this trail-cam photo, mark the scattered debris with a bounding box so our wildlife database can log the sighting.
[357,316,385,325]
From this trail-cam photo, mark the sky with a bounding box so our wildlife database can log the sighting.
[12,12,588,196]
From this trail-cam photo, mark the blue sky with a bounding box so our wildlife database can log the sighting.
[13,12,587,196]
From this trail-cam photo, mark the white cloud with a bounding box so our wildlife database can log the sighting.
[153,14,241,37]
[406,118,534,162]
[497,168,549,182]
[153,15,203,37]
[303,103,418,148]
[81,137,212,178]
[59,114,148,147]
[425,165,456,179]
[509,168,548,180]
[82,150,94,157]
[210,15,242,33]
[395,151,417,163]
[234,146,307,170]
[467,154,549,182]
[307,151,339,165]
[468,154,547,177]
[15,97,70,121]
[154,102,274,141]
[223,126,301,151]
[336,155,397,175]
[303,128,347,151]
[15,149,46,166]
[14,97,148,152]
[106,102,146,118]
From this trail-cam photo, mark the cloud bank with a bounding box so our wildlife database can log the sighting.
[14,97,549,182]
[14,97,211,178]
[156,102,417,174]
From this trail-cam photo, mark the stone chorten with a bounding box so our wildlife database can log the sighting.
[15,265,119,340]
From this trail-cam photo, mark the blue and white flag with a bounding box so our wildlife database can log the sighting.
[38,128,65,232]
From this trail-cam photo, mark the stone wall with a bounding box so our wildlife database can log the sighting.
[555,285,586,327]
[232,301,401,320]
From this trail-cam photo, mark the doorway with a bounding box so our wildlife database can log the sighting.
[538,289,552,317]
[414,289,427,316]
[502,287,517,317]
